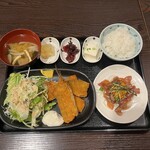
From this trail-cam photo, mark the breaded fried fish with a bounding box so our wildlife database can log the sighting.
[68,79,90,97]
[74,96,85,113]
[53,78,78,123]
[46,81,57,101]
[65,75,77,81]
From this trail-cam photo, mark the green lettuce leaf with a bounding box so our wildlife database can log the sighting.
[4,73,24,105]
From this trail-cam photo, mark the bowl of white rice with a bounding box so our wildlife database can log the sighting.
[99,23,143,61]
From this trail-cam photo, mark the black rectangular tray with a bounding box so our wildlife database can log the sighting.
[0,38,150,132]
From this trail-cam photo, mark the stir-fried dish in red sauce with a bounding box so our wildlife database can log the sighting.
[98,76,140,116]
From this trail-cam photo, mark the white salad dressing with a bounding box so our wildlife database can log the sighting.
[42,110,64,127]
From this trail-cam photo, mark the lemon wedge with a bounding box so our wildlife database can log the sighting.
[40,69,54,78]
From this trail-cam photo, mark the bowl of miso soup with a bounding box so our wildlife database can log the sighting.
[0,29,41,67]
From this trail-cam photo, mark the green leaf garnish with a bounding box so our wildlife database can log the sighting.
[99,87,104,91]
[44,101,57,111]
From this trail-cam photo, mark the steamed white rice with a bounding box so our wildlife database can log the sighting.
[102,27,136,59]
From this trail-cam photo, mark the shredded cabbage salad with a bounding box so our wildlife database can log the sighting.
[3,72,56,128]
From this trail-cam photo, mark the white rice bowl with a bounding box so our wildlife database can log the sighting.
[99,23,143,61]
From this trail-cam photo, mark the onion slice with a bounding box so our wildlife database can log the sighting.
[24,50,32,62]
[12,56,21,65]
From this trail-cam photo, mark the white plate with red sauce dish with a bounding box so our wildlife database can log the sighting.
[93,64,148,124]
[60,37,81,64]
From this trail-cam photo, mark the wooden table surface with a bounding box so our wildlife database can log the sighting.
[0,0,150,149]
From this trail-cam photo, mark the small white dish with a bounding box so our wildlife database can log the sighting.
[40,37,60,64]
[93,64,148,124]
[60,37,81,64]
[82,36,103,63]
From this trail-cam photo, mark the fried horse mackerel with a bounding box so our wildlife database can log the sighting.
[53,74,89,123]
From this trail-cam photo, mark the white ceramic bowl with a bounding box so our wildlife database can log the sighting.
[99,23,143,61]
[82,36,103,63]
[60,37,81,64]
[40,37,60,64]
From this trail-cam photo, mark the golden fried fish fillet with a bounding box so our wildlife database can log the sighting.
[68,79,90,97]
[46,81,57,101]
[53,78,78,123]
[65,75,77,81]
[74,96,85,113]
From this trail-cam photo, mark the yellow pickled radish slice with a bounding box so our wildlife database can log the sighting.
[40,69,54,78]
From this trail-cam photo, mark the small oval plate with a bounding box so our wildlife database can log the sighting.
[82,36,103,63]
[40,37,60,64]
[60,37,81,64]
